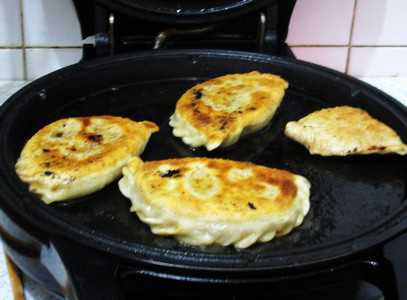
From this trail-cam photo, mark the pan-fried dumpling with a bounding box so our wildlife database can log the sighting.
[284,106,407,156]
[169,71,289,151]
[119,157,310,249]
[15,116,159,203]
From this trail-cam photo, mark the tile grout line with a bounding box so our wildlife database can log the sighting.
[345,0,358,74]
[19,0,27,80]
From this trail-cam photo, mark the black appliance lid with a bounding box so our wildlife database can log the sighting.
[73,0,297,58]
[90,0,278,23]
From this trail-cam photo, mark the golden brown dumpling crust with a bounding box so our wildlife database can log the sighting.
[169,71,289,150]
[119,157,310,248]
[16,116,159,203]
[284,106,407,156]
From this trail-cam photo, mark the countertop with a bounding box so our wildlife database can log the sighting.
[0,77,407,299]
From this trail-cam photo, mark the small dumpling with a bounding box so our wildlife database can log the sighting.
[285,106,407,156]
[119,157,310,248]
[169,71,289,151]
[15,116,159,203]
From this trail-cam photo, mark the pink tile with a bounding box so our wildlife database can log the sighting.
[0,49,24,80]
[348,47,407,77]
[26,48,82,80]
[0,0,22,46]
[291,47,349,73]
[23,0,82,47]
[286,0,355,45]
[352,0,407,45]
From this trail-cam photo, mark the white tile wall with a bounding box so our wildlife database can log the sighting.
[290,47,349,73]
[286,0,355,45]
[0,49,24,80]
[0,0,406,80]
[348,47,407,77]
[0,0,22,47]
[288,0,407,76]
[23,0,82,47]
[352,0,407,45]
[26,48,82,79]
[0,0,82,80]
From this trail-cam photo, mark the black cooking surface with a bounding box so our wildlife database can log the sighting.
[43,78,407,257]
[2,51,407,271]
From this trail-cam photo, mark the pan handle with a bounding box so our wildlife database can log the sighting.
[49,236,123,300]
[381,229,407,300]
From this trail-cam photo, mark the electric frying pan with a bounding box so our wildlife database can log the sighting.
[1,50,407,299]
